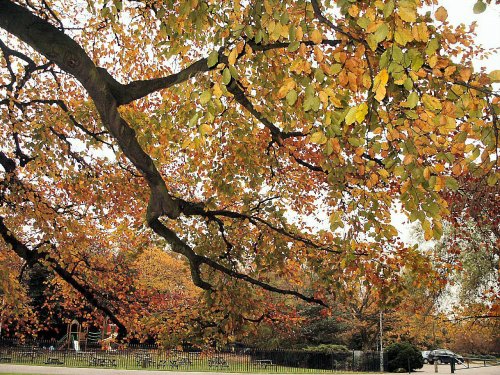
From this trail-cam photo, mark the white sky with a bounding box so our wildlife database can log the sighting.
[438,0,499,71]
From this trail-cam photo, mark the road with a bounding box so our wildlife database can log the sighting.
[0,363,498,375]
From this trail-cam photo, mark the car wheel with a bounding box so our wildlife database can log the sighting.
[437,359,443,365]
[423,359,428,364]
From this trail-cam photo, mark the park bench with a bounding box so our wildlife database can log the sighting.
[252,359,275,368]
[156,359,168,368]
[88,356,117,367]
[169,356,193,368]
[135,353,155,368]
[19,351,37,361]
[0,357,12,363]
[208,356,229,369]
[44,357,64,365]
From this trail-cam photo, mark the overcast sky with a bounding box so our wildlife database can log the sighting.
[438,0,499,71]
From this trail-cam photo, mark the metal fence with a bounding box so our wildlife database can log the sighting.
[0,339,386,372]
[453,356,500,372]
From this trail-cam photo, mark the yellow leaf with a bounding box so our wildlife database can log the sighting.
[452,163,462,176]
[310,131,327,144]
[435,6,448,22]
[345,107,357,125]
[403,154,414,165]
[422,94,442,111]
[276,78,296,99]
[296,26,303,40]
[489,70,500,83]
[319,90,328,105]
[399,2,417,22]
[355,103,369,123]
[434,176,445,192]
[228,48,238,66]
[199,123,213,136]
[378,168,389,178]
[373,69,389,102]
[310,29,323,44]
[213,83,223,98]
[459,68,472,82]
[423,167,430,180]
[314,46,324,62]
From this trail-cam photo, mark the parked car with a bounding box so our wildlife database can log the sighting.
[422,351,431,364]
[428,349,464,365]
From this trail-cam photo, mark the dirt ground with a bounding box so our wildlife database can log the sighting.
[0,363,498,375]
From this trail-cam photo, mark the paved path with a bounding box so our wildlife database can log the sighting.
[0,364,498,375]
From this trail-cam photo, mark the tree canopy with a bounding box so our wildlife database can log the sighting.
[0,0,498,342]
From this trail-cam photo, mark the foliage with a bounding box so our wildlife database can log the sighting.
[385,342,424,372]
[303,344,349,352]
[0,0,498,342]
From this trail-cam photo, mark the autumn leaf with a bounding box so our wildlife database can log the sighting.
[373,69,389,102]
[310,29,323,44]
[435,7,448,22]
[398,1,417,23]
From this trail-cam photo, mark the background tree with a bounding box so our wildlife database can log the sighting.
[0,0,498,341]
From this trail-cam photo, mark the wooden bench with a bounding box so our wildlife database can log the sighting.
[88,357,117,367]
[135,354,155,368]
[253,359,275,368]
[44,357,64,365]
[169,356,192,368]
[156,359,168,368]
[0,357,12,363]
[208,356,229,369]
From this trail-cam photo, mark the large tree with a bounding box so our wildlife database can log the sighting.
[0,0,498,339]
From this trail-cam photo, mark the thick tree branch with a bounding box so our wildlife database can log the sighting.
[102,39,342,105]
[0,0,179,222]
[227,79,305,142]
[149,218,328,306]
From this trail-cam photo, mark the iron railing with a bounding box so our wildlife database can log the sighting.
[0,339,387,372]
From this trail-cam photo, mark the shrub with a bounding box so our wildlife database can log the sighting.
[303,344,349,352]
[385,342,424,372]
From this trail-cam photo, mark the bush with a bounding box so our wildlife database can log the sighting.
[385,342,424,372]
[303,344,349,352]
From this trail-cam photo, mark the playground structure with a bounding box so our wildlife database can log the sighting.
[58,317,117,351]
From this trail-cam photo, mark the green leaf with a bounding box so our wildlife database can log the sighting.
[433,224,443,240]
[374,24,389,43]
[199,90,211,105]
[406,92,418,109]
[383,0,395,18]
[229,65,239,79]
[425,38,440,56]
[189,113,199,127]
[286,89,298,106]
[222,68,231,85]
[445,176,459,191]
[473,0,486,14]
[288,41,300,52]
[330,64,342,75]
[486,173,498,187]
[357,17,370,29]
[207,50,219,68]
